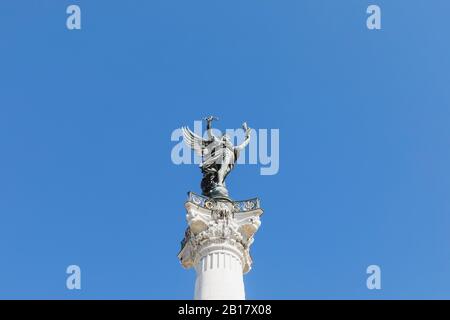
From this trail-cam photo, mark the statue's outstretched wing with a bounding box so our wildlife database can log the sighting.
[182,126,212,157]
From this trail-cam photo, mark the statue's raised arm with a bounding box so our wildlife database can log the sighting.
[235,122,251,151]
[203,115,219,141]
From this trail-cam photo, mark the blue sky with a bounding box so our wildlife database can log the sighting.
[1,0,450,299]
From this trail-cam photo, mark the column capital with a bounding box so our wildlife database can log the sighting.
[178,192,263,274]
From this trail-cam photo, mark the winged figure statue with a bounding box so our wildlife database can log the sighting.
[182,116,251,199]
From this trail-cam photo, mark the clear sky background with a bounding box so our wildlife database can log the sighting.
[1,0,450,299]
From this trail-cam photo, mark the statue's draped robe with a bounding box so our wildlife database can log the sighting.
[200,138,240,193]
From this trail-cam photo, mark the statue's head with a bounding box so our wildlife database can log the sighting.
[222,134,231,143]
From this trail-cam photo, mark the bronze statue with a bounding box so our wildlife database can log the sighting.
[182,116,251,199]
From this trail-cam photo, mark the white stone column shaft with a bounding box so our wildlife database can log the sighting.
[194,246,245,300]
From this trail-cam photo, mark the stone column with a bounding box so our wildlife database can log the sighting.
[178,192,263,300]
